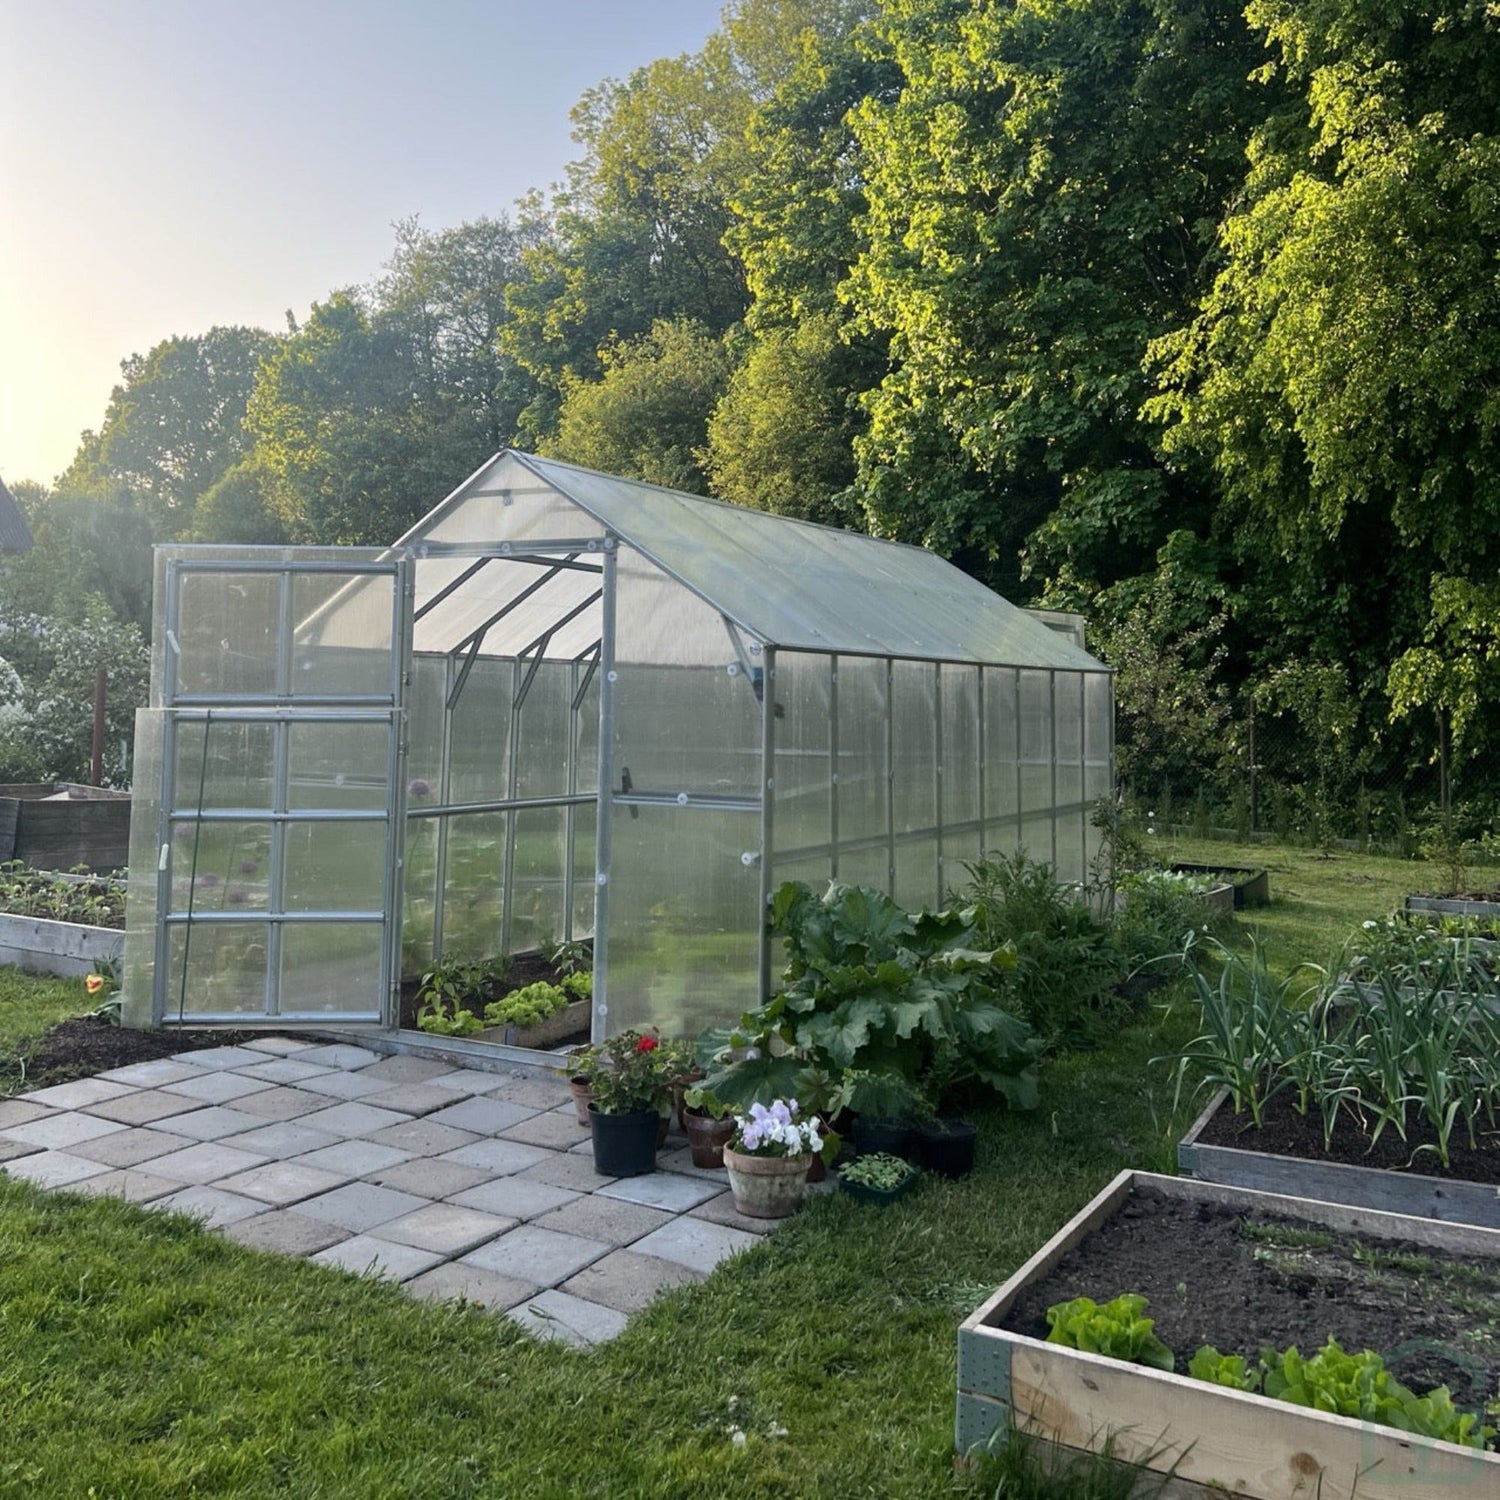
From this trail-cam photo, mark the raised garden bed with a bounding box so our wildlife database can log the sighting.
[0,912,118,978]
[1170,862,1271,909]
[0,783,130,873]
[1406,893,1500,920]
[1180,1086,1500,1229]
[958,1171,1500,1497]
[476,997,591,1049]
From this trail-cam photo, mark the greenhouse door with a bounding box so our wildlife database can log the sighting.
[149,551,412,1029]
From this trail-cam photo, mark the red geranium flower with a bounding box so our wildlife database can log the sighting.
[636,1035,658,1053]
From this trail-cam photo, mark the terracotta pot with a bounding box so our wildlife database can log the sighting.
[568,1074,594,1125]
[723,1145,808,1218]
[682,1108,735,1168]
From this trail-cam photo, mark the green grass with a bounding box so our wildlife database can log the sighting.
[0,838,1430,1497]
[0,967,95,1095]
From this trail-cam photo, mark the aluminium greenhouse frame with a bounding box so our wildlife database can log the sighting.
[124,451,1113,1058]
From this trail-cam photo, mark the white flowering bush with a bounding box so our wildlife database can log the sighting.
[729,1099,823,1159]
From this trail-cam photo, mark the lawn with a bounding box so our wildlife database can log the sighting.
[0,840,1427,1498]
[0,967,97,1095]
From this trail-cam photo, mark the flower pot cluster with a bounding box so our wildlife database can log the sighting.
[566,1029,696,1177]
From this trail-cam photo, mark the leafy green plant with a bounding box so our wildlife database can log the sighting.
[482,981,569,1030]
[574,1029,674,1116]
[1114,866,1233,971]
[0,862,126,929]
[845,1067,931,1121]
[548,937,591,977]
[840,1152,917,1190]
[562,970,592,1000]
[414,952,510,1036]
[1044,1294,1175,1371]
[1188,1345,1261,1391]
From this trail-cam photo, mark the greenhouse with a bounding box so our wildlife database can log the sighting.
[122,451,1113,1056]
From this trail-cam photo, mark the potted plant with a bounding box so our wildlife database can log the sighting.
[722,1098,831,1218]
[916,1117,979,1180]
[847,1069,931,1161]
[681,1085,737,1168]
[839,1151,921,1206]
[585,1028,673,1177]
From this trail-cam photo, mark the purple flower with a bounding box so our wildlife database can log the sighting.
[236,858,258,875]
[227,888,250,905]
[173,823,194,840]
[196,873,220,889]
[407,777,431,798]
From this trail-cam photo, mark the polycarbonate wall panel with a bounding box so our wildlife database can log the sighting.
[834,655,889,889]
[982,666,1020,849]
[288,720,389,811]
[510,805,568,952]
[940,665,981,896]
[573,668,600,797]
[772,652,832,864]
[292,573,395,697]
[894,837,939,912]
[605,805,761,1039]
[515,663,572,801]
[613,553,762,797]
[440,812,507,960]
[175,572,279,698]
[406,654,445,803]
[402,814,439,973]
[418,484,606,546]
[123,707,164,1028]
[172,720,274,812]
[164,924,270,1018]
[572,802,597,938]
[891,661,937,836]
[280,924,383,1017]
[448,658,513,805]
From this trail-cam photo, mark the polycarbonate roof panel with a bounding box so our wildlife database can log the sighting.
[411,555,603,660]
[399,452,1106,670]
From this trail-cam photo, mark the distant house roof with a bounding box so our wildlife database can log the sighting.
[0,478,34,554]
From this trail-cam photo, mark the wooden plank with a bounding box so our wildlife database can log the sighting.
[1007,1336,1497,1500]
[10,797,130,871]
[1178,1092,1500,1230]
[0,912,118,977]
[1405,894,1500,919]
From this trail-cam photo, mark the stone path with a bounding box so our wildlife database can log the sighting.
[0,1036,784,1346]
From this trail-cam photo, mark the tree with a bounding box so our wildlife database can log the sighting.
[190,460,289,545]
[544,318,732,492]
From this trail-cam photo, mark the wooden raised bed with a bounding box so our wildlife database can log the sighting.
[1170,863,1270,909]
[0,911,118,978]
[957,1170,1500,1497]
[1179,1087,1500,1230]
[1405,893,1500,920]
[0,782,131,872]
[477,997,590,1050]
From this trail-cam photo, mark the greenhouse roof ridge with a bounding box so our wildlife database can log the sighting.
[404,451,1107,672]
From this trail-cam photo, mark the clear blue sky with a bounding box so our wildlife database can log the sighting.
[0,0,727,486]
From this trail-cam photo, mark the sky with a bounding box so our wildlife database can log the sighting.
[0,0,728,488]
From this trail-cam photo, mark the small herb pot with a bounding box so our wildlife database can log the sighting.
[839,1156,921,1206]
[851,1114,919,1161]
[588,1104,659,1177]
[723,1146,808,1218]
[568,1074,594,1125]
[682,1107,735,1168]
[917,1118,978,1180]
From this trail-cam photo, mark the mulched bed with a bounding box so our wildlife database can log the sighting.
[5,1015,259,1093]
[1004,1184,1500,1410]
[1196,1089,1500,1185]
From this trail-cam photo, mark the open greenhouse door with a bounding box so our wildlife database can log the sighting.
[136,550,412,1029]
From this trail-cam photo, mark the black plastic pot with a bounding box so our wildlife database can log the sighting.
[917,1118,978,1180]
[851,1114,919,1161]
[588,1104,660,1177]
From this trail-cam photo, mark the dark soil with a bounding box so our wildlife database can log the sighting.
[1197,1089,1500,1185]
[4,1015,259,1093]
[1004,1184,1500,1411]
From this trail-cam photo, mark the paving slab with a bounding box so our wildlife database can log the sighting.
[513,1153,617,1193]
[147,1141,269,1185]
[560,1248,704,1315]
[359,1083,464,1116]
[364,1119,479,1157]
[485,1076,570,1109]
[68,1168,184,1203]
[0,1111,126,1152]
[296,1069,393,1100]
[154,1184,275,1229]
[240,1036,319,1055]
[217,1160,352,1207]
[0,1098,53,1130]
[500,1111,590,1151]
[371,1203,514,1256]
[530,1194,675,1247]
[356,1055,455,1085]
[95,1058,205,1087]
[293,1043,382,1070]
[221,1121,342,1160]
[686,1191,779,1235]
[3,1150,111,1189]
[505,1288,630,1347]
[168,1045,267,1071]
[294,1140,414,1177]
[405,1262,537,1309]
[363,1157,492,1200]
[311,1234,445,1282]
[296,1181,431,1233]
[424,1097,538,1135]
[163,1071,275,1104]
[596,1173,722,1213]
[629,1216,760,1275]
[222,1209,351,1256]
[422,1068,508,1095]
[22,1078,135,1110]
[231,1087,332,1121]
[656,1146,732,1183]
[0,1139,40,1163]
[297,1101,410,1139]
[449,1177,580,1221]
[460,1224,609,1286]
[67,1127,195,1169]
[80,1090,203,1126]
[235,1059,335,1084]
[162,1105,271,1142]
[439,1139,549,1176]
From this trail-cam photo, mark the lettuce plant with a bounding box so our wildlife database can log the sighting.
[1044,1294,1175,1371]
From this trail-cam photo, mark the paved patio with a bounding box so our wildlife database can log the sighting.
[0,1036,785,1346]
